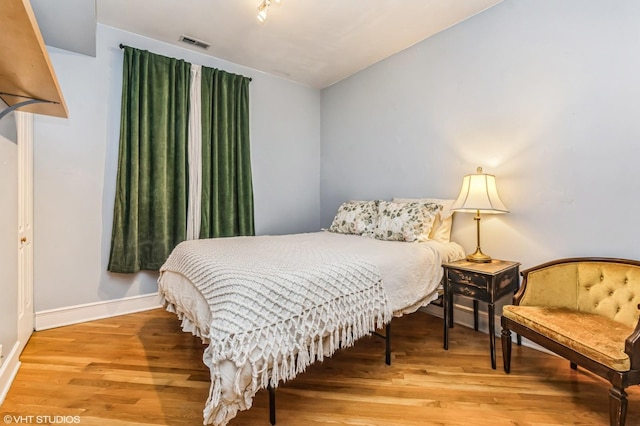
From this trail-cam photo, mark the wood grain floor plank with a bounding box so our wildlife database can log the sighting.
[1,308,638,425]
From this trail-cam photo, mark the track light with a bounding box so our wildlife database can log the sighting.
[257,0,269,22]
[257,0,280,23]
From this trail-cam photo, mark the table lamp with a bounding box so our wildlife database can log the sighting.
[451,166,508,263]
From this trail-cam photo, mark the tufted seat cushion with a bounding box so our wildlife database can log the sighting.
[503,305,634,371]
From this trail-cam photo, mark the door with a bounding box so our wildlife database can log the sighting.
[16,111,34,349]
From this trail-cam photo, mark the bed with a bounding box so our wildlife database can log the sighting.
[157,199,465,425]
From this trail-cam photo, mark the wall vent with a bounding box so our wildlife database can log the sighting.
[178,34,211,50]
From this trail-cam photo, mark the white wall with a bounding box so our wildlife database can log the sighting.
[321,0,640,271]
[0,104,18,362]
[32,24,321,313]
[27,1,640,319]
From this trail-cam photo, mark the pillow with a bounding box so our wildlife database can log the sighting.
[372,200,441,242]
[393,198,455,243]
[328,200,379,236]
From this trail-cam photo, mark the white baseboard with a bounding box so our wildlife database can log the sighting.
[35,292,162,331]
[0,342,21,406]
[421,303,556,356]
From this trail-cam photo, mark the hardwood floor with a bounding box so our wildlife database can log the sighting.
[1,308,638,425]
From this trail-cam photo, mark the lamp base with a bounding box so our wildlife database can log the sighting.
[466,249,492,263]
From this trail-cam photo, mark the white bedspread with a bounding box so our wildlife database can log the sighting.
[158,231,464,425]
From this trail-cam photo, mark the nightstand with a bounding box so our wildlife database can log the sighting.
[442,259,520,369]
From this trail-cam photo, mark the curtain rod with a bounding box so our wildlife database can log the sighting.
[118,43,252,81]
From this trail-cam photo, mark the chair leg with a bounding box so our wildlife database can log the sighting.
[609,386,627,426]
[501,327,512,373]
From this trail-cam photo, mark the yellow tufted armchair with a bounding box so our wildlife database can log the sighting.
[501,257,640,426]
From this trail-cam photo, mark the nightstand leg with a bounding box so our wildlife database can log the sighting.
[443,286,449,350]
[449,293,454,328]
[473,300,479,331]
[488,303,496,369]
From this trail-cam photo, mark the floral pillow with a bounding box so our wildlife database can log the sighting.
[372,200,442,242]
[328,200,379,236]
[393,197,454,243]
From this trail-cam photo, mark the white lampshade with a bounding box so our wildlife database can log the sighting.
[451,167,508,214]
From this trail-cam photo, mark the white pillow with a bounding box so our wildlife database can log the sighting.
[328,200,379,236]
[372,200,441,242]
[392,198,455,243]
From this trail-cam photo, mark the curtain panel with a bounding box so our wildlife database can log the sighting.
[200,67,254,238]
[108,47,190,273]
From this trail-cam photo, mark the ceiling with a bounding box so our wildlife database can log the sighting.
[32,0,503,89]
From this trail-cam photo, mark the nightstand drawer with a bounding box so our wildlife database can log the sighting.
[449,282,490,302]
[447,268,488,290]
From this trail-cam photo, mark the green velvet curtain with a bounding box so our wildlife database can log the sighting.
[200,67,255,238]
[108,47,190,273]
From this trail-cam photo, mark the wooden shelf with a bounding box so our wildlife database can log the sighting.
[0,0,68,118]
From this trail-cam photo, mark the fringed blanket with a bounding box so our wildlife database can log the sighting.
[159,234,392,426]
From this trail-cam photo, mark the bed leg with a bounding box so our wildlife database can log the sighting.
[385,323,391,366]
[268,384,276,425]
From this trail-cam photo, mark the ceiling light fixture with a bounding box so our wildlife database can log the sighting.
[257,0,280,23]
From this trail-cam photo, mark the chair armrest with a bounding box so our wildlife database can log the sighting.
[626,304,640,370]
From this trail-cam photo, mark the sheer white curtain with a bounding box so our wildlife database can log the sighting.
[186,63,202,240]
